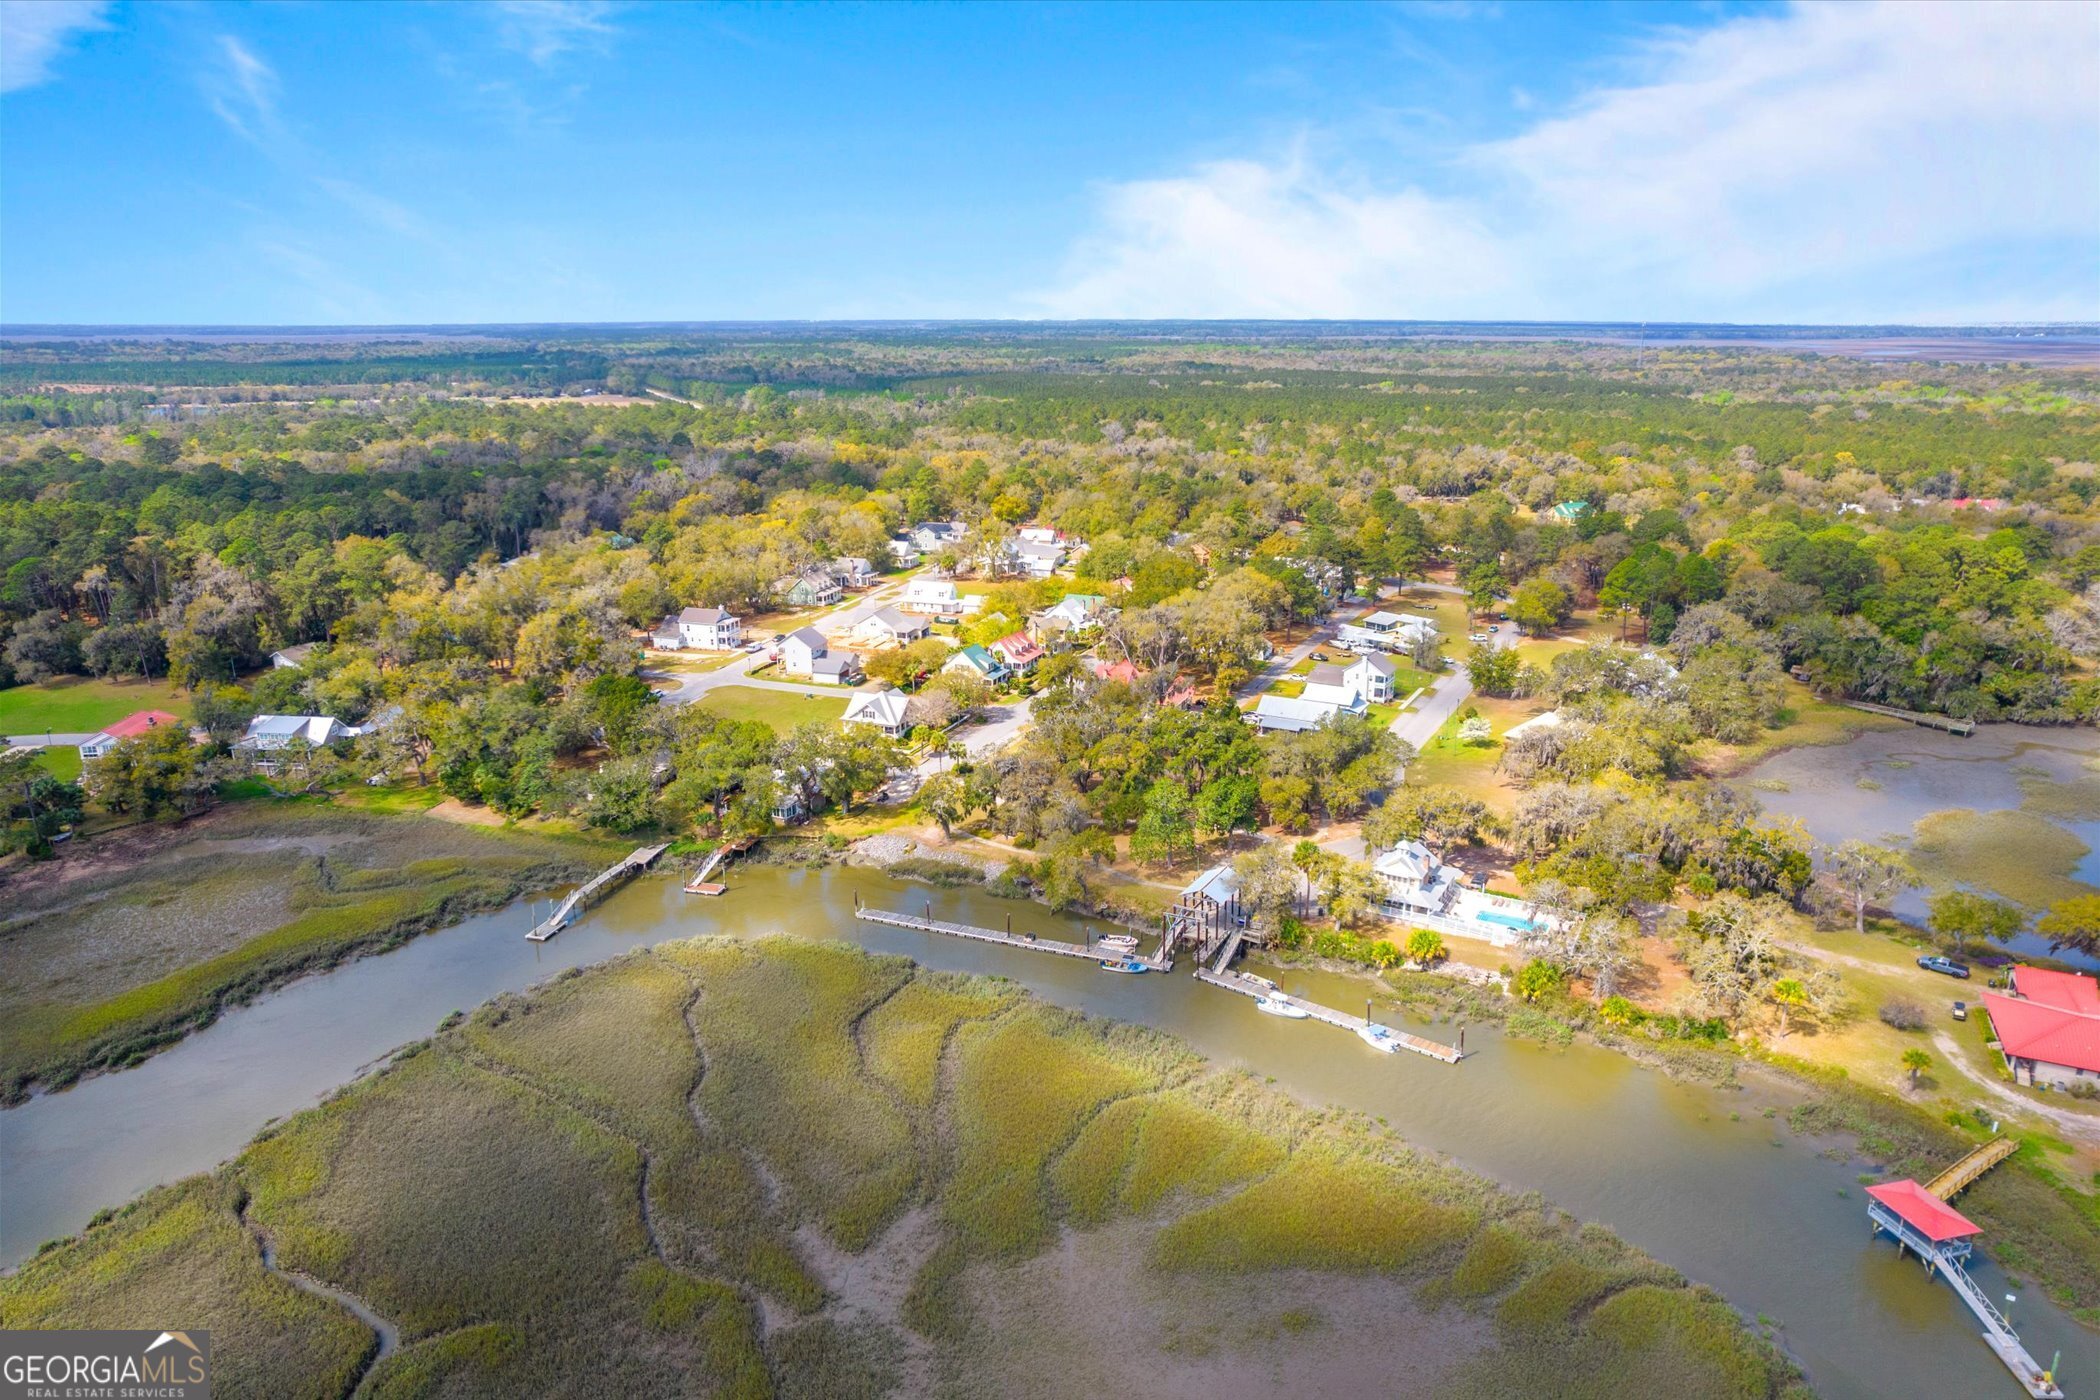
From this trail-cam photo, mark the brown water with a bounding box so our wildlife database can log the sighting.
[1741,721,2100,970]
[3,864,2093,1398]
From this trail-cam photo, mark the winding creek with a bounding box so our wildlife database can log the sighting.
[5,856,2097,1398]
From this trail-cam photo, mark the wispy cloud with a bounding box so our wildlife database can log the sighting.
[1036,0,2100,322]
[1,0,110,94]
[203,34,281,144]
[492,1,620,67]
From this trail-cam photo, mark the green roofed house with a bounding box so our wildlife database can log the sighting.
[1550,501,1593,522]
[943,643,1008,683]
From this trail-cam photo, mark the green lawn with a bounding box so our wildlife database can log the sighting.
[34,747,83,783]
[0,677,191,736]
[695,685,848,735]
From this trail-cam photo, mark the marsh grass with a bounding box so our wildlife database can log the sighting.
[1911,806,2096,909]
[0,1174,371,1398]
[0,809,621,1100]
[6,938,1812,1399]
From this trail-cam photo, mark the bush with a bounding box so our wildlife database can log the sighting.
[1513,959,1566,1003]
[1598,995,1643,1029]
[1878,999,1927,1031]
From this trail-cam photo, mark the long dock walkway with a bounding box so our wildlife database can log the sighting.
[1195,968,1462,1063]
[854,898,1171,971]
[526,844,669,941]
[1842,699,1976,736]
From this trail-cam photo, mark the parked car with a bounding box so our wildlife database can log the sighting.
[1468,631,1489,642]
[741,640,764,652]
[1917,955,1972,979]
[1952,1000,1968,1021]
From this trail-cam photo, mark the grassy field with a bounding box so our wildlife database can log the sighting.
[4,939,1810,1399]
[33,746,82,783]
[0,805,624,1101]
[696,685,849,735]
[0,676,192,735]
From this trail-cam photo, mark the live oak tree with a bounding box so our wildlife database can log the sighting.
[1824,840,1916,934]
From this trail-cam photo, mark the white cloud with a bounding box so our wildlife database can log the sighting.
[492,1,620,67]
[204,35,280,144]
[1,1,109,93]
[1036,1,2100,322]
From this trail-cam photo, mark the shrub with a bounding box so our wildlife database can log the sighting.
[1598,995,1643,1029]
[1878,999,1927,1031]
[1513,959,1566,1003]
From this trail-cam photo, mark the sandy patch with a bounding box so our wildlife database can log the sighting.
[425,797,508,828]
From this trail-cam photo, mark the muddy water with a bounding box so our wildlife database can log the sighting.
[1741,722,2100,969]
[4,866,2094,1398]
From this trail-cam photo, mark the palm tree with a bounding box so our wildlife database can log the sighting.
[1901,1048,1932,1088]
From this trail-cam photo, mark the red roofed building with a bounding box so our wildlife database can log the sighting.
[988,632,1044,674]
[1092,658,1141,685]
[1865,1179,1981,1247]
[79,710,185,761]
[1983,965,2100,1089]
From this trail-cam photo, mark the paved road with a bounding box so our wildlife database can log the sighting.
[5,733,96,748]
[1389,624,1518,753]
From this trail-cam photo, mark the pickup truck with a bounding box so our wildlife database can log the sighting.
[1917,955,1972,980]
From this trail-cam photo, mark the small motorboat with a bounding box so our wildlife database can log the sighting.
[1095,934,1140,953]
[1256,996,1309,1019]
[1241,973,1280,993]
[1356,1021,1400,1053]
[1099,958,1150,974]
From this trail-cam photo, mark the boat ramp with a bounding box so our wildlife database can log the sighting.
[525,845,669,941]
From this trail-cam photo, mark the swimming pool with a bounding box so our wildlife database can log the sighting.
[1473,910,1539,933]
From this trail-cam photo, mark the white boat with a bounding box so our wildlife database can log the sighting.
[1094,934,1139,953]
[1098,958,1149,974]
[1256,996,1309,1019]
[1356,1021,1400,1052]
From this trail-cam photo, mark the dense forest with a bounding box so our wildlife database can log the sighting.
[1,330,2096,863]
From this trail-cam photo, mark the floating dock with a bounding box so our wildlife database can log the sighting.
[526,844,669,941]
[854,897,1171,971]
[684,837,755,895]
[1866,1142,2062,1399]
[1194,968,1462,1063]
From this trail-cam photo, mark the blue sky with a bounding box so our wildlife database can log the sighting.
[3,0,2095,325]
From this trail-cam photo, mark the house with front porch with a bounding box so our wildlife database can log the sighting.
[989,632,1044,674]
[943,644,1008,684]
[776,570,844,609]
[853,605,930,649]
[842,686,912,738]
[1372,841,1463,919]
[652,605,742,651]
[1344,651,1396,702]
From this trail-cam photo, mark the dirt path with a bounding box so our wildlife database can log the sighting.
[1931,1030,2100,1147]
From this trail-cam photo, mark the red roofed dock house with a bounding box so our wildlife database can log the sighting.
[1865,1172,2065,1398]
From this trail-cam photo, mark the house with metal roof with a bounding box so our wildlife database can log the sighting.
[943,643,1008,683]
[842,686,911,738]
[1982,966,2100,1089]
[78,710,186,760]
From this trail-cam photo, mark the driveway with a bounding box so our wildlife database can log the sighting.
[1390,623,1516,753]
[912,697,1033,780]
[5,733,97,748]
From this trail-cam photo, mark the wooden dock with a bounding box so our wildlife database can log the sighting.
[684,837,754,895]
[1195,968,1462,1063]
[1841,699,1976,736]
[854,898,1171,971]
[1928,1137,2018,1200]
[526,844,669,941]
